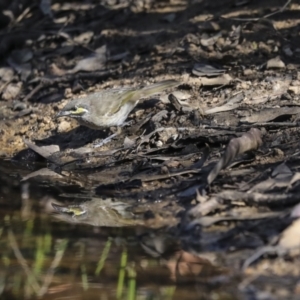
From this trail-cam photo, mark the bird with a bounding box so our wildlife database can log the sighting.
[56,80,179,146]
[56,80,179,130]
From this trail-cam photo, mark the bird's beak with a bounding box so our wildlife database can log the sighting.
[52,203,86,216]
[55,111,70,118]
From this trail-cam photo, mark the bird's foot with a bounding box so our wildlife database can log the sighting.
[120,120,134,127]
[94,126,123,148]
[94,131,119,148]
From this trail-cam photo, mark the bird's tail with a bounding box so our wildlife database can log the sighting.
[132,80,179,101]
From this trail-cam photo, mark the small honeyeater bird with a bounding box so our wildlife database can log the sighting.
[56,80,179,130]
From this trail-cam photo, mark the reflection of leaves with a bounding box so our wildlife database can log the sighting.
[166,250,226,282]
[117,248,127,299]
[243,218,300,270]
[8,228,68,297]
[95,238,112,276]
[8,229,40,294]
[22,168,63,181]
[207,128,262,185]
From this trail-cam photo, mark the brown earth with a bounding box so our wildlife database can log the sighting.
[1,0,300,299]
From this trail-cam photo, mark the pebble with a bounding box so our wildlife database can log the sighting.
[266,56,285,69]
[240,81,250,90]
[243,69,253,76]
[57,120,72,133]
[291,80,300,86]
[288,86,300,95]
[19,126,28,135]
[2,82,22,101]
[156,140,163,147]
[42,116,51,124]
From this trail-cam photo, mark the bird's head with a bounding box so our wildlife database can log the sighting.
[56,99,90,119]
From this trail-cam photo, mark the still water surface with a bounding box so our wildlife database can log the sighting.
[0,160,236,300]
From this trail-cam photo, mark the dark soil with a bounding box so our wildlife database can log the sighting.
[1,0,300,299]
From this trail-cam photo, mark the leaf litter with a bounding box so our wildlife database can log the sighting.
[1,0,300,298]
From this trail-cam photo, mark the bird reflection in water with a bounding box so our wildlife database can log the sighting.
[49,197,228,285]
[51,197,144,227]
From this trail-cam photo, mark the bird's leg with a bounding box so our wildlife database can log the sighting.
[93,120,134,148]
[120,120,134,127]
[94,127,122,148]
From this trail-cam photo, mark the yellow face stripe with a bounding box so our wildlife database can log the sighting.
[67,207,86,216]
[71,107,87,115]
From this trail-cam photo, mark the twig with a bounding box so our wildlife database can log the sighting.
[14,5,34,25]
[203,122,298,131]
[23,83,44,102]
[222,0,292,22]
[262,0,292,19]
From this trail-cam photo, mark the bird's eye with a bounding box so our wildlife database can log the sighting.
[70,107,87,115]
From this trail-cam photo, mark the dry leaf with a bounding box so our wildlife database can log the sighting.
[24,140,60,161]
[200,74,232,86]
[266,56,285,69]
[241,107,300,123]
[207,128,262,185]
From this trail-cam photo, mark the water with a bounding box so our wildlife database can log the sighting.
[0,160,235,300]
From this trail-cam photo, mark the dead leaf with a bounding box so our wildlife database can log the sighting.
[291,203,300,218]
[205,93,244,115]
[73,31,94,44]
[218,190,298,206]
[0,67,14,82]
[9,48,33,64]
[240,107,300,123]
[200,74,233,86]
[243,219,300,269]
[24,140,60,161]
[160,90,191,104]
[200,32,222,47]
[2,82,22,100]
[278,219,300,251]
[220,25,241,51]
[192,63,226,77]
[266,56,285,69]
[40,0,53,18]
[248,163,293,193]
[67,45,107,74]
[7,50,32,81]
[207,128,262,185]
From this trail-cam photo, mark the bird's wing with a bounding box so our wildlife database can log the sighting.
[110,89,137,115]
[109,80,179,115]
[90,80,178,116]
[85,88,135,116]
